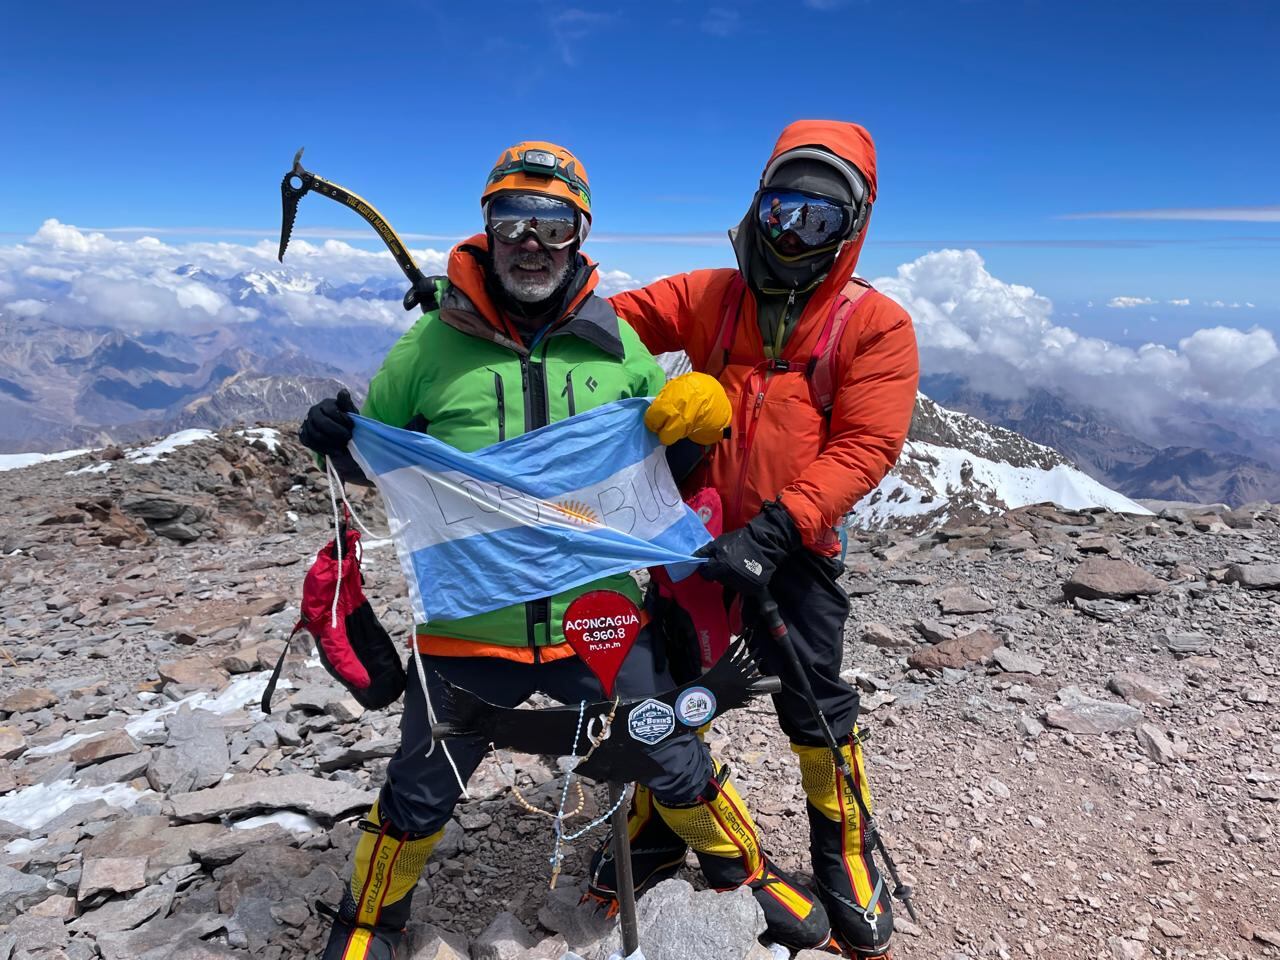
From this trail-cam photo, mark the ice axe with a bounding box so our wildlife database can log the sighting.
[277,147,437,312]
[756,595,920,925]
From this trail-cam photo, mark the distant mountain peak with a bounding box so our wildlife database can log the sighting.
[852,395,1149,531]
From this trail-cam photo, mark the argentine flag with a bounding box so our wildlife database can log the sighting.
[348,398,711,624]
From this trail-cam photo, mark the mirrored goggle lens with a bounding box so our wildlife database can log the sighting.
[757,190,847,249]
[486,194,579,248]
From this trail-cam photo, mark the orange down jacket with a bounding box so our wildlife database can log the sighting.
[610,120,920,554]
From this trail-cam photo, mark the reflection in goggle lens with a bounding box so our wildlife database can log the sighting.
[487,193,580,249]
[757,190,847,252]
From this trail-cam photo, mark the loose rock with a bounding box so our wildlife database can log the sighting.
[1063,558,1165,600]
[1044,687,1143,735]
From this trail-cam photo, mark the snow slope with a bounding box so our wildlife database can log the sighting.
[0,448,90,472]
[850,395,1151,530]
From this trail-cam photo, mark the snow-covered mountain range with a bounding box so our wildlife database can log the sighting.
[0,261,407,452]
[920,376,1280,507]
[852,395,1149,531]
[1,255,1271,511]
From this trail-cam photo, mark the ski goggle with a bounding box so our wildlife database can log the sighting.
[756,189,851,255]
[484,193,582,250]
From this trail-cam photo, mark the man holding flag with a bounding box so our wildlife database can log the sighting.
[299,141,835,959]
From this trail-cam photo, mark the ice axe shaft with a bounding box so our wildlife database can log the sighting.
[608,782,642,958]
[757,596,920,924]
[278,147,436,312]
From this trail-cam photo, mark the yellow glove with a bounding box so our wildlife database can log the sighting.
[645,372,732,446]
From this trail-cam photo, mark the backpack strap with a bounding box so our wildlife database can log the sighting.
[807,277,874,414]
[706,272,874,416]
[705,273,748,379]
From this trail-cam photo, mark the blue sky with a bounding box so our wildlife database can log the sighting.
[2,0,1277,343]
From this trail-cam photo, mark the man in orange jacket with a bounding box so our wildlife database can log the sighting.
[597,120,919,958]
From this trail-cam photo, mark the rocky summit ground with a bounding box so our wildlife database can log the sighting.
[0,426,1278,960]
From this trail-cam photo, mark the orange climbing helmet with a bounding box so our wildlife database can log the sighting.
[481,141,592,222]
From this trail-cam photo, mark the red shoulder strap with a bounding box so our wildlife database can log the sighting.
[807,277,874,414]
[705,273,747,378]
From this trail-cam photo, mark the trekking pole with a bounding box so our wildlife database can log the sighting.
[607,782,643,959]
[757,596,920,923]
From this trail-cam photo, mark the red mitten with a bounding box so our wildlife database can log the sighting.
[295,527,406,709]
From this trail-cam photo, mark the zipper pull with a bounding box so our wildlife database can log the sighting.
[740,389,766,452]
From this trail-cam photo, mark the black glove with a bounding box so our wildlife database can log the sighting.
[695,500,801,596]
[299,389,357,456]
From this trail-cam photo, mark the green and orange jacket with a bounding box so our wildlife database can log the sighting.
[361,234,665,662]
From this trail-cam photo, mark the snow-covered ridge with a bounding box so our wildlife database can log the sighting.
[3,427,233,476]
[851,396,1150,531]
[0,448,91,472]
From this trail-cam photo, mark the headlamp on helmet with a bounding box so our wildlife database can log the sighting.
[519,149,558,175]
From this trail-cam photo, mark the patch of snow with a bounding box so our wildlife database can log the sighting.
[852,439,1151,529]
[0,780,152,831]
[234,811,323,834]
[238,427,282,453]
[4,837,47,856]
[67,461,112,475]
[25,670,293,758]
[126,429,216,464]
[285,511,299,522]
[0,448,90,472]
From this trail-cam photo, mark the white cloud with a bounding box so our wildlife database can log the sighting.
[1060,204,1280,222]
[1107,296,1157,309]
[1167,298,1190,306]
[871,249,1280,425]
[4,226,1275,428]
[549,8,613,66]
[594,268,640,297]
[0,219,447,333]
[5,299,47,318]
[702,6,740,35]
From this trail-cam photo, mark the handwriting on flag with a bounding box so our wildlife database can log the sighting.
[425,456,683,536]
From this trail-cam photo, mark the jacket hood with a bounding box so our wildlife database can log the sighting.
[733,120,879,293]
[443,233,599,345]
[766,120,877,204]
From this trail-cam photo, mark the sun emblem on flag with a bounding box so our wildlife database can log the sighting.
[552,499,600,526]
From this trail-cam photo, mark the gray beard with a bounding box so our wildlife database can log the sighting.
[496,250,571,303]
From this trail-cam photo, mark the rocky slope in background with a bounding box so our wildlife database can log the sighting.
[0,427,1277,958]
[0,314,388,454]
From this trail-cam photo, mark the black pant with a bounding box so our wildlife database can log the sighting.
[379,626,713,835]
[741,549,857,746]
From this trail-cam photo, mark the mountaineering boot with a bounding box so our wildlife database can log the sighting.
[653,765,835,952]
[586,785,689,908]
[320,800,444,960]
[793,732,895,958]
